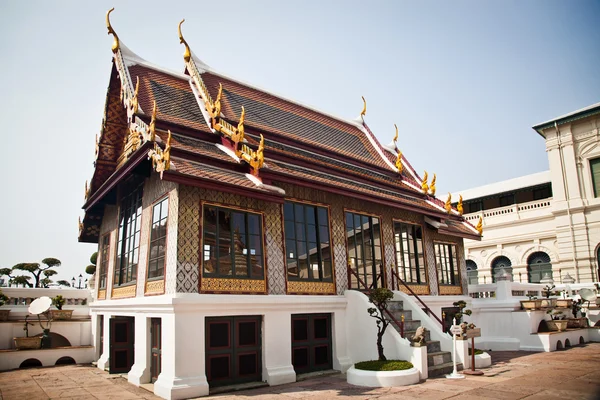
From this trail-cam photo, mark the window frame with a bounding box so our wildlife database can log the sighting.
[344,209,384,290]
[434,241,460,286]
[283,200,333,283]
[98,233,110,290]
[590,158,600,198]
[393,219,427,285]
[202,203,265,280]
[114,179,144,287]
[499,194,515,207]
[147,195,169,281]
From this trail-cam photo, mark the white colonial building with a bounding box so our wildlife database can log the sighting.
[454,102,600,285]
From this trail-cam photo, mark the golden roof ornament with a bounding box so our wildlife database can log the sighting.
[360,96,367,119]
[444,193,452,213]
[476,216,483,235]
[149,101,157,142]
[148,130,172,173]
[131,77,140,114]
[393,124,399,144]
[429,174,436,196]
[178,19,191,63]
[106,8,120,54]
[78,217,83,234]
[237,106,245,138]
[213,83,223,118]
[84,180,90,200]
[395,150,403,174]
[421,171,429,193]
[457,195,464,215]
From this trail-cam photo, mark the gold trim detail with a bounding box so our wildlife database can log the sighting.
[287,281,335,294]
[97,289,106,300]
[399,284,430,295]
[145,280,164,295]
[178,19,191,63]
[421,171,429,193]
[444,193,452,214]
[429,174,436,196]
[106,8,120,53]
[112,284,136,299]
[393,124,398,143]
[457,195,463,215]
[395,150,403,174]
[148,130,172,173]
[201,277,266,293]
[476,216,483,235]
[439,285,463,295]
[360,96,367,118]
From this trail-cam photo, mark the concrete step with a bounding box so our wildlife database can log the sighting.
[427,351,452,366]
[428,362,463,378]
[391,319,422,332]
[389,309,413,321]
[426,340,441,353]
[386,300,404,311]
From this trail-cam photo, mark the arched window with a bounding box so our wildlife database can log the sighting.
[527,252,552,283]
[466,260,478,285]
[491,256,512,282]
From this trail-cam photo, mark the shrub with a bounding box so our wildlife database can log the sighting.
[52,295,66,310]
[468,348,484,356]
[354,360,413,371]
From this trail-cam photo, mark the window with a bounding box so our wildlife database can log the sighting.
[393,221,426,284]
[467,201,483,213]
[527,252,551,283]
[499,194,515,207]
[98,234,110,289]
[148,197,169,279]
[533,186,552,201]
[114,180,144,286]
[203,205,264,279]
[591,158,600,197]
[284,202,332,282]
[346,212,383,289]
[465,260,478,285]
[434,243,459,286]
[491,256,513,282]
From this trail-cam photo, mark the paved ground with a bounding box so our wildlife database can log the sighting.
[1,343,599,399]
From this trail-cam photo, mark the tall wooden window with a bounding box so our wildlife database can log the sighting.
[98,234,110,289]
[346,212,383,289]
[114,180,144,286]
[148,197,169,279]
[591,158,600,197]
[203,206,264,279]
[434,242,459,286]
[284,202,332,282]
[394,221,426,284]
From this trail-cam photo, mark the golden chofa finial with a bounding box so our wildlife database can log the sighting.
[178,19,191,63]
[395,150,403,174]
[393,124,399,143]
[444,193,452,213]
[149,101,157,141]
[476,216,483,235]
[457,195,464,215]
[237,106,246,138]
[78,216,83,233]
[213,83,223,118]
[84,180,90,200]
[106,8,120,53]
[429,174,436,196]
[360,96,367,119]
[421,171,429,193]
[131,77,140,114]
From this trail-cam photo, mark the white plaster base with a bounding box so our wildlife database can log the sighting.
[474,352,492,369]
[265,365,296,386]
[153,375,209,400]
[346,366,420,387]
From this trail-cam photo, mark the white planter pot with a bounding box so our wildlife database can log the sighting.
[346,366,420,387]
[474,352,492,369]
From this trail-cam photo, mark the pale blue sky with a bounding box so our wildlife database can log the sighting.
[0,0,598,283]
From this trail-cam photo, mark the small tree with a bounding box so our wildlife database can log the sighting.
[56,280,71,287]
[85,252,97,275]
[367,288,394,361]
[11,258,62,288]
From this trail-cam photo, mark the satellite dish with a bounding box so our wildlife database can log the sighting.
[579,288,597,303]
[29,296,52,315]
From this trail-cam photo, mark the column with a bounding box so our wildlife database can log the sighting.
[128,315,151,386]
[97,314,111,371]
[263,311,296,385]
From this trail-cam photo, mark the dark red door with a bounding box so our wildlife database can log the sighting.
[109,317,134,373]
[151,318,162,382]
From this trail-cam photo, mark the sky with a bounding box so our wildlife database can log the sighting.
[0,0,599,285]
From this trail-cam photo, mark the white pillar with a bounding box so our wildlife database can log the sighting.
[154,312,209,400]
[263,311,296,386]
[455,339,470,369]
[128,315,151,386]
[97,314,111,371]
[410,346,428,380]
[332,309,353,372]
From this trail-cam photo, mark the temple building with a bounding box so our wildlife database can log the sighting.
[453,102,600,285]
[80,9,480,399]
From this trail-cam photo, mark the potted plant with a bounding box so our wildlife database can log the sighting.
[50,295,73,320]
[546,309,568,332]
[540,284,557,308]
[0,288,10,321]
[14,315,42,350]
[453,300,478,339]
[556,291,573,308]
[567,299,587,328]
[520,293,542,310]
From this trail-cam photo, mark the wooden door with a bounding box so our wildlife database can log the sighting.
[291,314,332,374]
[109,317,134,373]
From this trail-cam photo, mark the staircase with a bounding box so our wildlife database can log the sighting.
[387,300,461,377]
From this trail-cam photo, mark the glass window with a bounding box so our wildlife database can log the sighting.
[203,205,264,279]
[284,202,332,282]
[527,252,551,283]
[491,256,513,283]
[533,186,552,201]
[346,211,383,289]
[499,194,515,207]
[465,260,478,285]
[98,234,110,289]
[591,158,600,197]
[434,243,460,286]
[467,201,483,213]
[393,221,426,284]
[114,179,144,286]
[148,197,169,279]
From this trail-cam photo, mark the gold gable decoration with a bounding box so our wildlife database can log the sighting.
[360,96,367,119]
[457,195,464,215]
[178,20,266,176]
[444,193,452,214]
[148,130,172,174]
[395,150,403,174]
[429,174,436,196]
[421,171,429,194]
[105,8,120,54]
[393,124,399,144]
[476,216,483,235]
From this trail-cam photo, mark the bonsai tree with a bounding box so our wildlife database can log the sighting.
[85,252,97,275]
[56,280,71,287]
[52,295,66,310]
[11,258,62,288]
[542,284,556,299]
[572,299,583,318]
[367,288,394,361]
[547,309,564,320]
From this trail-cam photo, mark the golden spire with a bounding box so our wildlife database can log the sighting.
[444,193,452,213]
[131,77,140,114]
[178,19,191,63]
[395,150,403,174]
[164,130,172,170]
[429,174,436,196]
[149,101,157,142]
[78,216,83,234]
[360,96,367,119]
[237,106,245,139]
[393,124,398,143]
[476,216,483,235]
[213,83,223,118]
[257,134,265,169]
[457,195,464,215]
[421,171,429,193]
[106,8,120,54]
[84,180,89,200]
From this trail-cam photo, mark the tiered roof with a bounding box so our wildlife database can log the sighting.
[79,10,481,243]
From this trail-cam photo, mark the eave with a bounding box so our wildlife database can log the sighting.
[533,103,600,138]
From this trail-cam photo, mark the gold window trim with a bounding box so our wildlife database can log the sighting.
[201,277,266,294]
[112,284,137,299]
[398,284,430,296]
[144,195,169,293]
[97,289,106,300]
[287,280,336,295]
[145,279,165,295]
[392,218,430,289]
[433,241,462,295]
[439,285,463,295]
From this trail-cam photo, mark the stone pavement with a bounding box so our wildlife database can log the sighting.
[1,343,599,400]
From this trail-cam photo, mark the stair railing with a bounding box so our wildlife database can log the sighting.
[347,262,405,337]
[390,267,445,329]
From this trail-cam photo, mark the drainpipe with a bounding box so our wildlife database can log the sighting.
[555,122,580,282]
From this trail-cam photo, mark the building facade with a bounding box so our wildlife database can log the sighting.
[454,102,600,285]
[80,11,480,399]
